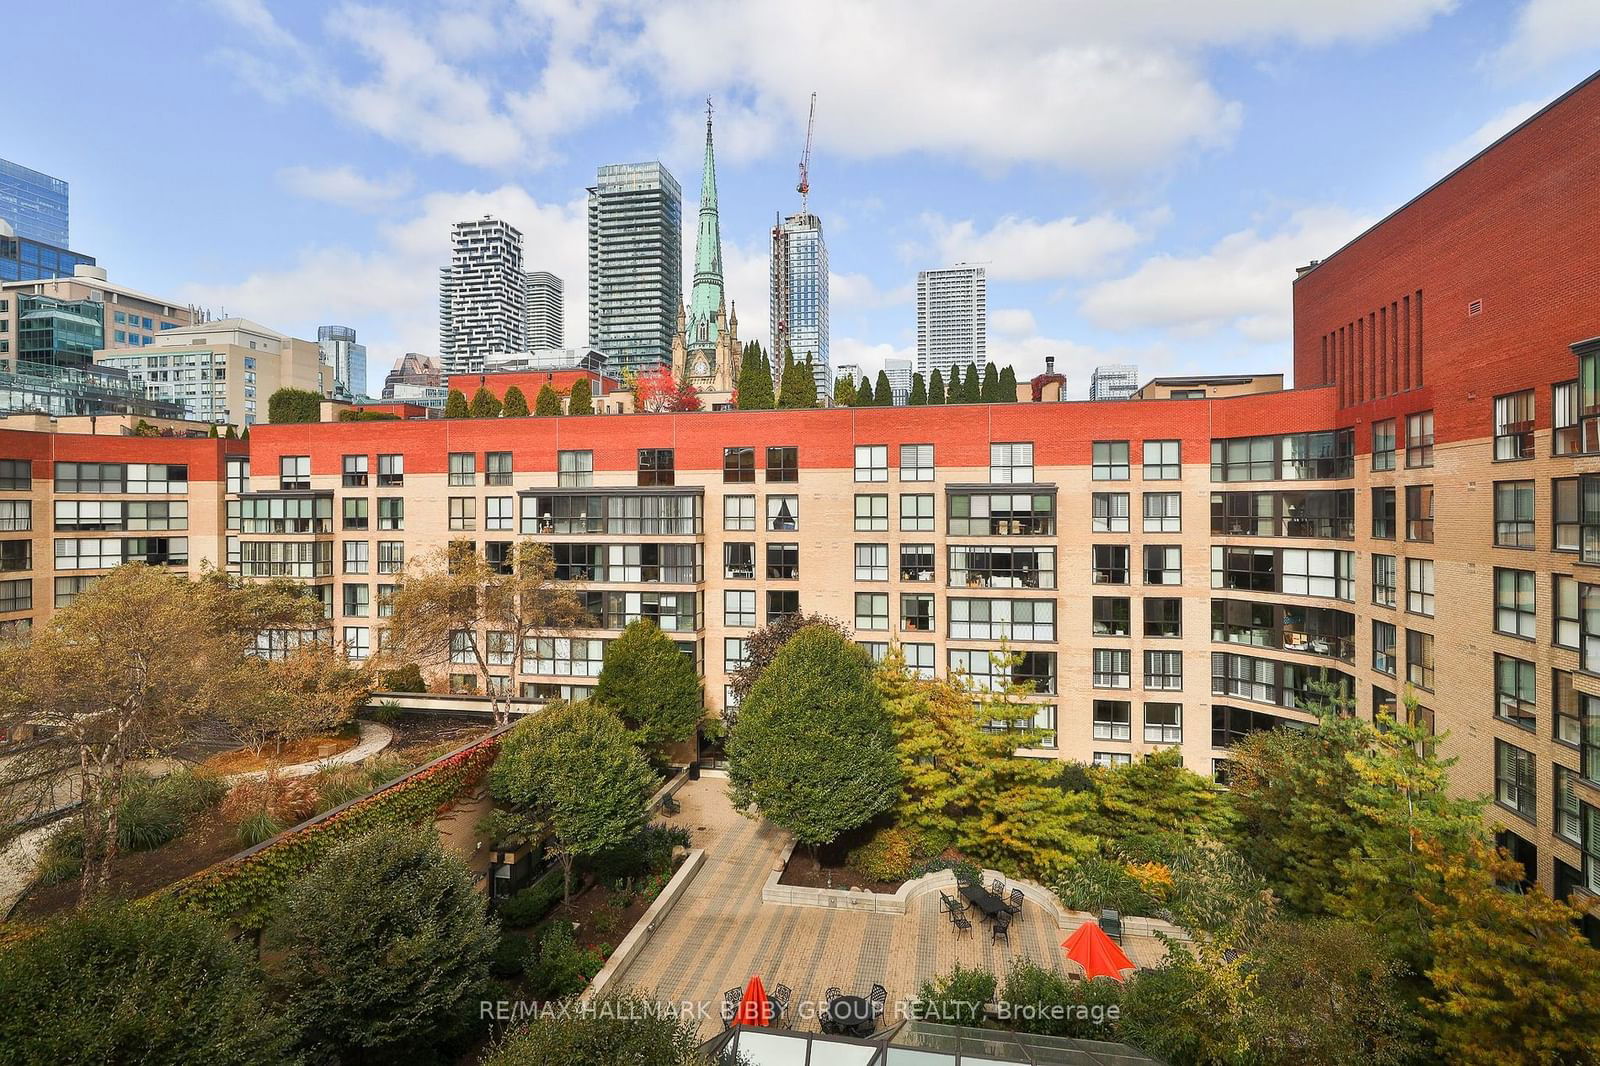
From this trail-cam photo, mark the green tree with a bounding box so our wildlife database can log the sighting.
[943,366,962,402]
[594,618,704,750]
[444,388,470,418]
[0,901,294,1065]
[980,362,1002,402]
[265,824,496,1063]
[873,369,894,406]
[778,347,816,408]
[998,364,1018,401]
[727,626,900,847]
[855,375,875,406]
[567,376,593,415]
[482,994,722,1066]
[206,423,218,438]
[266,386,322,424]
[928,368,946,404]
[224,424,238,439]
[469,385,503,418]
[832,373,856,406]
[908,372,927,405]
[535,383,563,416]
[725,610,853,713]
[737,341,775,409]
[502,385,530,417]
[962,362,981,401]
[489,701,656,899]
[1087,749,1235,843]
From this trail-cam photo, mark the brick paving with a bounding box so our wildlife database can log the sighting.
[612,777,1169,1037]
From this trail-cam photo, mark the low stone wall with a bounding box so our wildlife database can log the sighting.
[583,848,706,1002]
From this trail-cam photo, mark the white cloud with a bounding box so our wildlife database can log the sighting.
[990,308,1038,338]
[277,165,413,210]
[830,272,913,312]
[1424,96,1551,177]
[1078,206,1374,342]
[1492,0,1600,74]
[918,211,1149,281]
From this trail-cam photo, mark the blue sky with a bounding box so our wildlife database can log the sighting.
[11,0,1600,396]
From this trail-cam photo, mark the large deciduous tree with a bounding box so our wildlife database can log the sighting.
[489,701,656,899]
[726,626,900,847]
[1086,748,1235,844]
[593,618,704,750]
[222,640,376,765]
[724,610,852,718]
[383,541,590,724]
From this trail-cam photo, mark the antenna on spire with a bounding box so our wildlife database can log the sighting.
[706,97,714,123]
[796,92,816,216]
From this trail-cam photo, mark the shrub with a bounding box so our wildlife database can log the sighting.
[32,825,83,886]
[469,386,503,418]
[266,387,322,424]
[482,993,715,1066]
[380,662,426,692]
[444,388,469,418]
[236,809,284,847]
[498,873,564,929]
[848,825,923,883]
[336,408,399,422]
[0,900,294,1064]
[523,922,603,1001]
[588,823,689,883]
[917,965,996,1026]
[1055,855,1156,916]
[1002,959,1123,1039]
[490,933,532,978]
[367,698,405,725]
[502,385,530,417]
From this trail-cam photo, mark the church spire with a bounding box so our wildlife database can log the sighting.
[687,99,724,351]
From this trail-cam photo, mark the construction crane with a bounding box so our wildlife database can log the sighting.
[796,92,816,217]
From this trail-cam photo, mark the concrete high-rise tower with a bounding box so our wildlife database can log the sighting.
[439,216,525,375]
[523,271,564,350]
[588,162,683,375]
[915,265,987,379]
[317,324,367,400]
[1089,364,1139,401]
[770,213,829,398]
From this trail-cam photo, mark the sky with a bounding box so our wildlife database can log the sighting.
[9,0,1600,398]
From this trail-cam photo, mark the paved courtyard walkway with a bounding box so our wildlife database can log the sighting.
[612,777,1169,1037]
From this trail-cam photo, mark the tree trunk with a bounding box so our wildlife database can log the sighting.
[561,854,574,902]
[75,757,98,904]
[96,757,126,895]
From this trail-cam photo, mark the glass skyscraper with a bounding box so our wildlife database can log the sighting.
[588,162,682,375]
[769,212,830,397]
[0,159,69,248]
[318,324,367,400]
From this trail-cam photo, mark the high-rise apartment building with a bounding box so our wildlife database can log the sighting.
[0,159,69,248]
[439,216,525,375]
[523,271,564,350]
[588,162,683,376]
[1089,364,1139,401]
[916,265,986,379]
[770,213,829,397]
[884,357,913,405]
[318,325,367,401]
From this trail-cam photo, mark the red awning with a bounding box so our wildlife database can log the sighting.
[735,975,774,1027]
[1062,922,1135,982]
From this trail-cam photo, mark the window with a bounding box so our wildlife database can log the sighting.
[1092,441,1129,481]
[854,543,888,581]
[949,649,1057,694]
[377,541,404,575]
[1212,546,1275,592]
[1143,440,1179,480]
[1081,595,1126,638]
[1495,740,1536,820]
[1494,390,1534,460]
[637,448,674,486]
[1210,437,1276,482]
[1210,491,1274,536]
[1093,648,1131,689]
[558,450,592,487]
[341,454,368,487]
[948,492,1054,536]
[766,495,799,531]
[724,590,755,627]
[0,578,31,613]
[899,444,933,482]
[1495,655,1536,730]
[1374,554,1397,608]
[1092,545,1129,585]
[1555,765,1582,843]
[1142,493,1180,533]
[448,452,476,486]
[344,627,370,662]
[950,598,1055,641]
[342,541,369,575]
[1494,568,1534,638]
[1095,752,1133,768]
[449,497,476,531]
[279,455,309,490]
[1585,692,1600,785]
[0,541,28,572]
[1144,598,1182,638]
[1283,430,1355,480]
[226,457,249,495]
[1557,576,1581,648]
[1555,478,1580,551]
[1372,419,1396,471]
[855,494,889,531]
[949,545,1055,589]
[1584,584,1600,676]
[905,643,935,679]
[377,453,403,486]
[766,446,798,482]
[719,542,753,580]
[1406,558,1435,616]
[342,498,368,530]
[724,494,755,531]
[1583,475,1600,564]
[1494,481,1534,548]
[855,592,889,630]
[54,463,126,493]
[723,447,755,483]
[901,594,934,633]
[1144,703,1182,743]
[854,445,887,482]
[0,501,28,531]
[724,637,749,672]
[900,493,934,532]
[766,590,799,624]
[767,543,799,580]
[1282,548,1353,600]
[1144,650,1182,690]
[1372,487,1395,539]
[990,442,1033,483]
[1092,492,1129,532]
[342,583,369,618]
[1554,382,1579,456]
[1405,411,1434,468]
[486,496,514,531]
[377,497,403,530]
[1406,629,1435,691]
[1405,484,1434,542]
[1092,700,1131,740]
[900,543,935,582]
[1373,620,1396,675]
[1143,545,1180,585]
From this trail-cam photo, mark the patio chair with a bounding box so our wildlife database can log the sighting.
[824,986,842,1005]
[721,989,739,1030]
[992,917,1011,946]
[1099,908,1124,942]
[1007,887,1025,919]
[952,914,973,938]
[772,983,792,1023]
[869,984,888,1019]
[990,877,1005,898]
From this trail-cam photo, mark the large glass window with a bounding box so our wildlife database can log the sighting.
[1092,492,1129,533]
[950,546,1055,589]
[854,445,888,482]
[854,494,888,532]
[1144,703,1182,743]
[948,492,1053,536]
[377,453,404,486]
[1092,545,1129,585]
[1405,411,1434,468]
[900,493,935,532]
[1495,655,1536,730]
[1092,441,1129,481]
[1144,650,1182,690]
[901,594,934,633]
[1145,597,1182,638]
[1092,597,1130,636]
[1093,700,1131,740]
[1142,545,1181,586]
[341,454,368,487]
[486,451,512,486]
[989,442,1033,483]
[854,543,888,581]
[279,455,309,491]
[900,544,934,582]
[724,494,755,531]
[557,450,592,487]
[899,444,933,482]
[1494,481,1534,548]
[1493,390,1534,460]
[637,448,674,486]
[855,592,889,631]
[1494,568,1535,638]
[1142,492,1180,533]
[1092,650,1131,690]
[1143,440,1179,480]
[949,598,1055,641]
[766,543,799,580]
[766,495,799,531]
[448,452,476,486]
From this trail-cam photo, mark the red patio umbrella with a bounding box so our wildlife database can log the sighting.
[1062,922,1135,982]
[734,975,774,1027]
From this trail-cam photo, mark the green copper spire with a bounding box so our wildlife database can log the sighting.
[686,99,723,352]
